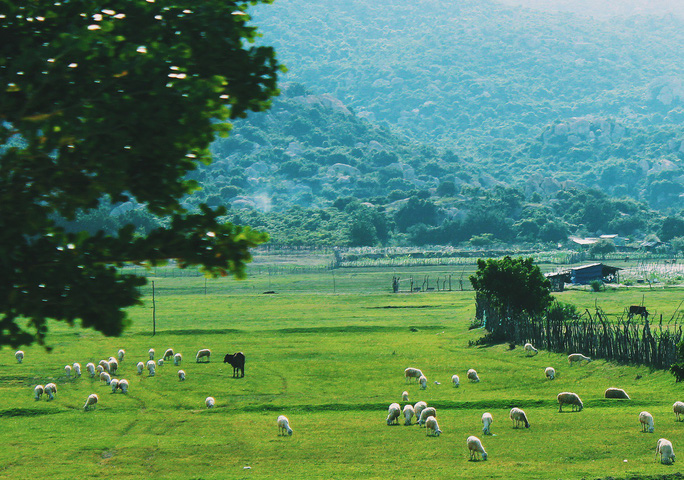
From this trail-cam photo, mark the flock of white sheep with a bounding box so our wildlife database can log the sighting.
[392,344,679,464]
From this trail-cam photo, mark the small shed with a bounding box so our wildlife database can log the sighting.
[570,263,621,285]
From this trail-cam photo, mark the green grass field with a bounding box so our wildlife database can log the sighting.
[2,271,684,479]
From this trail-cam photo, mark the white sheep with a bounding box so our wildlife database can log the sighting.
[86,362,96,377]
[277,415,293,436]
[467,368,480,382]
[96,365,104,375]
[44,383,57,400]
[146,360,156,376]
[196,348,211,363]
[404,367,423,384]
[524,343,539,356]
[557,392,583,412]
[136,361,144,374]
[117,349,125,363]
[34,384,44,401]
[100,372,111,385]
[205,396,215,409]
[108,359,118,374]
[425,416,442,436]
[656,438,675,465]
[510,407,530,428]
[163,348,174,361]
[84,393,99,411]
[99,360,110,373]
[174,353,182,366]
[418,375,427,390]
[467,435,488,461]
[414,401,428,421]
[419,407,437,426]
[110,378,120,393]
[452,374,460,387]
[639,411,655,433]
[118,379,129,394]
[15,350,24,363]
[157,359,164,366]
[482,412,493,435]
[386,402,401,425]
[178,370,186,381]
[149,348,155,360]
[568,353,591,365]
[605,387,630,399]
[403,404,415,426]
[73,363,82,377]
[545,367,555,380]
[64,364,72,378]
[402,391,409,402]
[674,401,684,422]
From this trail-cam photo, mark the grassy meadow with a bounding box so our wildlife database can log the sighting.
[1,265,684,479]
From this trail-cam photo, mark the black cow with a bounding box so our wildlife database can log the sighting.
[223,352,245,378]
[628,306,649,319]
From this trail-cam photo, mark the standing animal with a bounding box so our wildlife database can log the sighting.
[452,374,460,387]
[403,404,415,426]
[15,350,24,363]
[418,375,427,390]
[277,415,293,436]
[205,396,215,409]
[157,359,164,366]
[467,368,480,382]
[100,372,111,385]
[524,343,538,356]
[174,353,182,366]
[163,348,174,361]
[509,407,530,428]
[414,401,427,420]
[557,392,583,412]
[146,360,155,376]
[196,349,211,363]
[223,352,245,377]
[44,383,57,400]
[108,359,118,374]
[604,387,630,399]
[64,365,72,378]
[118,379,129,394]
[117,349,125,363]
[148,348,155,360]
[425,416,442,436]
[467,436,488,461]
[674,401,684,422]
[84,394,98,411]
[386,403,401,425]
[545,367,555,380]
[402,391,409,402]
[482,412,493,435]
[178,370,186,381]
[136,362,144,374]
[419,407,437,426]
[86,363,96,377]
[34,385,44,401]
[73,363,81,377]
[404,367,423,384]
[568,353,591,365]
[110,379,120,393]
[639,411,655,433]
[656,438,675,465]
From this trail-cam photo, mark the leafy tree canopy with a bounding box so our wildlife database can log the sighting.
[0,1,282,347]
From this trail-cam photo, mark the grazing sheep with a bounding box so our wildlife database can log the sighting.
[99,360,110,373]
[178,370,186,381]
[73,363,81,377]
[64,365,72,378]
[84,393,98,411]
[157,359,164,366]
[205,396,215,409]
[414,401,428,421]
[44,383,57,400]
[100,372,111,385]
[640,411,655,433]
[117,349,125,363]
[545,367,556,380]
[425,416,442,436]
[418,375,428,390]
[482,412,493,435]
[568,353,591,365]
[108,359,118,374]
[452,374,460,388]
[605,387,630,399]
[174,353,182,366]
[403,404,415,426]
[419,407,437,426]
[387,403,401,425]
[148,348,155,360]
[467,435,488,461]
[196,349,211,363]
[86,362,96,377]
[467,368,480,383]
[146,360,156,376]
[402,391,409,402]
[34,385,44,401]
[557,392,583,412]
[277,415,293,436]
[509,407,530,429]
[674,401,684,421]
[163,348,174,361]
[524,343,539,356]
[136,362,144,374]
[15,350,24,364]
[223,352,245,377]
[110,378,120,393]
[118,379,129,394]
[656,438,675,465]
[405,367,423,384]
[96,365,104,375]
